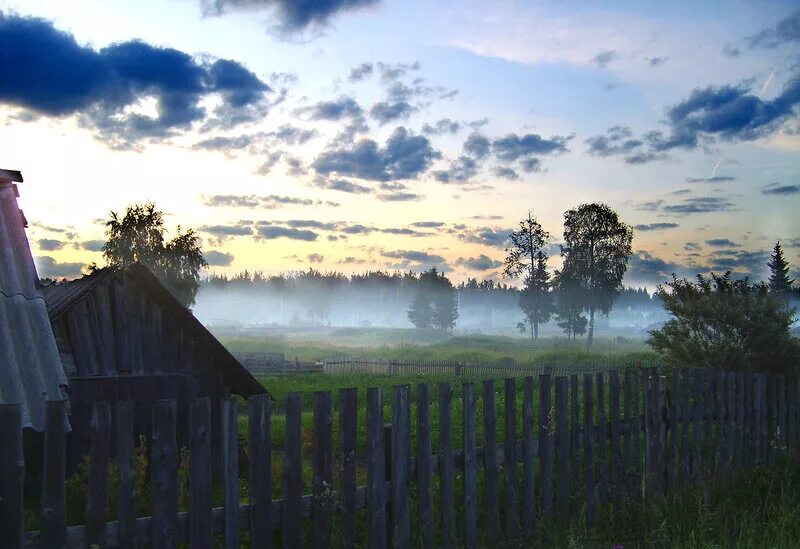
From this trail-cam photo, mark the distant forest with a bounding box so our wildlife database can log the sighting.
[194,269,667,336]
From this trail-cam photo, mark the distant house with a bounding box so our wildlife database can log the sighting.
[1,168,266,463]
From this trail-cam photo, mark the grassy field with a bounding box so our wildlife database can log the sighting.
[221,328,659,368]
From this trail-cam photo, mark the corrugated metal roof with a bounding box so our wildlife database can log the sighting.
[0,172,69,430]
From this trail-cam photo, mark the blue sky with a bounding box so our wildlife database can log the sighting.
[1,0,798,288]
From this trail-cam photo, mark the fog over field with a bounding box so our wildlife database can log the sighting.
[192,273,670,337]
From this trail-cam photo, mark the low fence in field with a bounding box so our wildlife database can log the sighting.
[234,351,323,376]
[3,367,799,548]
[322,357,613,378]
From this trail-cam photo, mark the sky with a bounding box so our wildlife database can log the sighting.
[1,0,799,289]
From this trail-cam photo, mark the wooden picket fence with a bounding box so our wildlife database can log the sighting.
[1,367,798,548]
[322,358,614,378]
[234,351,323,376]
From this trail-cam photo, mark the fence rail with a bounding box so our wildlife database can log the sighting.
[322,358,615,377]
[234,352,323,376]
[2,367,798,548]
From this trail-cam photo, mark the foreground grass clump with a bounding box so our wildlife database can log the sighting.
[547,460,800,549]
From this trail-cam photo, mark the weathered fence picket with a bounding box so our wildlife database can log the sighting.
[8,367,800,549]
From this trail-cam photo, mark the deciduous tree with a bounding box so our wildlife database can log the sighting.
[561,203,633,346]
[103,202,207,307]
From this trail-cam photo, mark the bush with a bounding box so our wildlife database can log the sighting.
[648,272,800,373]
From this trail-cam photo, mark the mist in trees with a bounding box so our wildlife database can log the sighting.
[407,267,459,331]
[503,212,554,339]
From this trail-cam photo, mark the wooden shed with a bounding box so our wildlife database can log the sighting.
[43,264,266,459]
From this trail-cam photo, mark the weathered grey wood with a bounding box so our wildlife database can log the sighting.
[704,369,714,472]
[151,400,178,549]
[539,374,553,520]
[622,368,632,495]
[583,374,596,529]
[0,404,23,549]
[596,372,608,503]
[715,370,725,481]
[86,401,111,548]
[116,401,136,549]
[554,377,569,520]
[366,388,386,549]
[570,374,580,503]
[693,368,704,480]
[249,394,272,549]
[778,375,787,450]
[768,375,778,465]
[312,392,333,549]
[462,383,478,549]
[340,388,358,548]
[190,398,213,549]
[735,371,745,469]
[222,398,240,549]
[522,376,536,536]
[726,372,735,469]
[392,386,411,549]
[632,369,643,497]
[504,377,520,536]
[788,376,797,451]
[283,393,303,549]
[755,373,766,465]
[667,369,679,489]
[609,370,622,511]
[40,401,67,549]
[416,384,433,549]
[680,370,691,482]
[482,380,500,543]
[438,383,455,549]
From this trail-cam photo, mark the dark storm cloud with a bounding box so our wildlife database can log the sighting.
[377,191,421,201]
[633,223,680,232]
[307,253,324,263]
[200,0,380,32]
[662,196,735,215]
[492,166,519,180]
[37,238,66,251]
[705,238,740,247]
[316,178,373,194]
[457,227,511,248]
[256,226,318,241]
[35,256,84,279]
[383,249,444,263]
[746,8,800,49]
[312,126,440,182]
[685,175,736,184]
[625,251,688,286]
[0,13,271,147]
[491,132,570,173]
[591,50,617,68]
[300,95,364,121]
[348,62,374,81]
[199,224,254,237]
[463,132,491,159]
[585,75,800,162]
[421,118,462,135]
[201,194,338,208]
[762,182,800,195]
[79,240,105,252]
[647,56,668,67]
[432,156,479,184]
[410,221,445,228]
[204,250,235,266]
[455,254,502,271]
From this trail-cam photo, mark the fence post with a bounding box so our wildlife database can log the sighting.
[392,386,411,549]
[438,383,456,549]
[583,374,596,529]
[504,378,520,537]
[314,392,334,549]
[482,380,501,544]
[522,376,536,537]
[367,388,386,549]
[596,373,608,504]
[340,388,358,548]
[284,393,303,548]
[539,374,553,521]
[0,404,23,549]
[86,401,111,548]
[40,400,67,549]
[609,370,622,513]
[416,384,433,549]
[190,398,213,549]
[249,394,272,549]
[151,400,178,548]
[463,383,478,549]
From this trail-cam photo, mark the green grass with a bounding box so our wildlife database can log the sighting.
[222,329,659,368]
